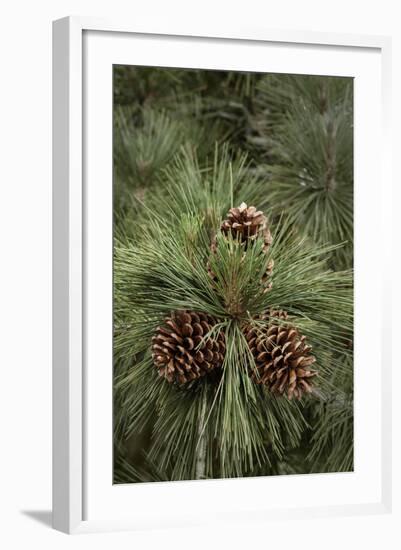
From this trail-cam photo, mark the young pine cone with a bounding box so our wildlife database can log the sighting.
[244,310,317,399]
[208,202,274,292]
[152,310,225,385]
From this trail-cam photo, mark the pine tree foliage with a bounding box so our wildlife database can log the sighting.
[113,67,354,482]
[248,75,353,270]
[114,148,353,481]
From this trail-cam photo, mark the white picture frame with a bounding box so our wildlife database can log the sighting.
[52,16,392,534]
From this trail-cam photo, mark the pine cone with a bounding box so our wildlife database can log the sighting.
[152,310,226,385]
[244,310,317,399]
[208,202,274,291]
[221,202,272,251]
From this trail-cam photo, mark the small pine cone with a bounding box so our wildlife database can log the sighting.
[208,203,273,291]
[152,310,226,385]
[261,258,274,293]
[244,310,317,399]
[221,202,272,252]
[206,235,219,282]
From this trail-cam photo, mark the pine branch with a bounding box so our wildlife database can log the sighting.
[113,148,353,480]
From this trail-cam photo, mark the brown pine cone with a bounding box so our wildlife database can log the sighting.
[208,202,274,292]
[152,310,226,385]
[221,202,272,251]
[244,310,317,399]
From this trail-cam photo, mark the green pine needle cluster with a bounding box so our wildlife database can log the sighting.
[113,66,354,483]
[248,74,353,269]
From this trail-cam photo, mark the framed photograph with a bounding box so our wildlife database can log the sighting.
[52,16,392,534]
